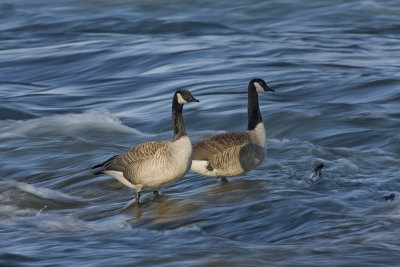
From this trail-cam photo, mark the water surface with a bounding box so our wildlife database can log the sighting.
[1,0,400,266]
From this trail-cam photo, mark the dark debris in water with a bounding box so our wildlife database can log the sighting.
[314,163,325,177]
[384,193,395,201]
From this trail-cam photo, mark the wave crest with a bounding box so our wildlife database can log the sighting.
[0,108,145,139]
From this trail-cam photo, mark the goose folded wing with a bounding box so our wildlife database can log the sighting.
[193,132,249,160]
[103,141,170,172]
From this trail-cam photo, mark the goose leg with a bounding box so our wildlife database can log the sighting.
[220,177,228,182]
[153,190,159,195]
[135,191,141,204]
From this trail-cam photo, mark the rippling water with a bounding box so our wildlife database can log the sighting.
[1,0,400,266]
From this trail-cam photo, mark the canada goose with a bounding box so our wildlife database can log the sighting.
[191,78,274,181]
[92,89,199,204]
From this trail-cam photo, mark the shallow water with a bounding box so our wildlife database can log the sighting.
[1,0,400,266]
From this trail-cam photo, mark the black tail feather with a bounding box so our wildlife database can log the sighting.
[91,155,118,175]
[91,163,103,170]
[91,162,105,175]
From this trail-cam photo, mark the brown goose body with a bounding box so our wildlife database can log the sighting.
[191,78,273,180]
[92,90,199,204]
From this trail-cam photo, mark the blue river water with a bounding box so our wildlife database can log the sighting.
[1,0,400,266]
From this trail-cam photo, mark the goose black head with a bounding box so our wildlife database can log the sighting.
[250,78,275,93]
[175,89,200,104]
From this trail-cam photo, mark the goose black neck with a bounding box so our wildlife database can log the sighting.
[248,84,262,130]
[172,96,187,141]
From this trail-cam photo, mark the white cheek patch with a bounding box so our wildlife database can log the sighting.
[177,93,188,104]
[254,82,265,93]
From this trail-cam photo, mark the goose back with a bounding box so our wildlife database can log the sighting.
[193,132,249,161]
[101,140,170,173]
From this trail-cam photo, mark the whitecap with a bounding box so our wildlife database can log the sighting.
[0,180,83,210]
[334,158,359,172]
[0,108,147,139]
[10,181,78,201]
[31,213,134,231]
[0,205,38,223]
[0,180,132,230]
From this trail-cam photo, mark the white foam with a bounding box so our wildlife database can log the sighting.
[0,108,146,139]
[335,158,359,172]
[12,181,78,201]
[0,205,37,223]
[38,215,131,231]
[0,180,132,230]
[0,180,81,209]
[0,182,53,223]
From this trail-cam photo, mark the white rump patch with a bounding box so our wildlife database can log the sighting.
[191,160,218,177]
[254,82,265,93]
[176,93,188,104]
[104,170,135,189]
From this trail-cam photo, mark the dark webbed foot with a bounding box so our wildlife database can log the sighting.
[153,190,159,195]
[220,177,228,182]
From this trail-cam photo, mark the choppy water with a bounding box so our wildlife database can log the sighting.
[1,0,400,266]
